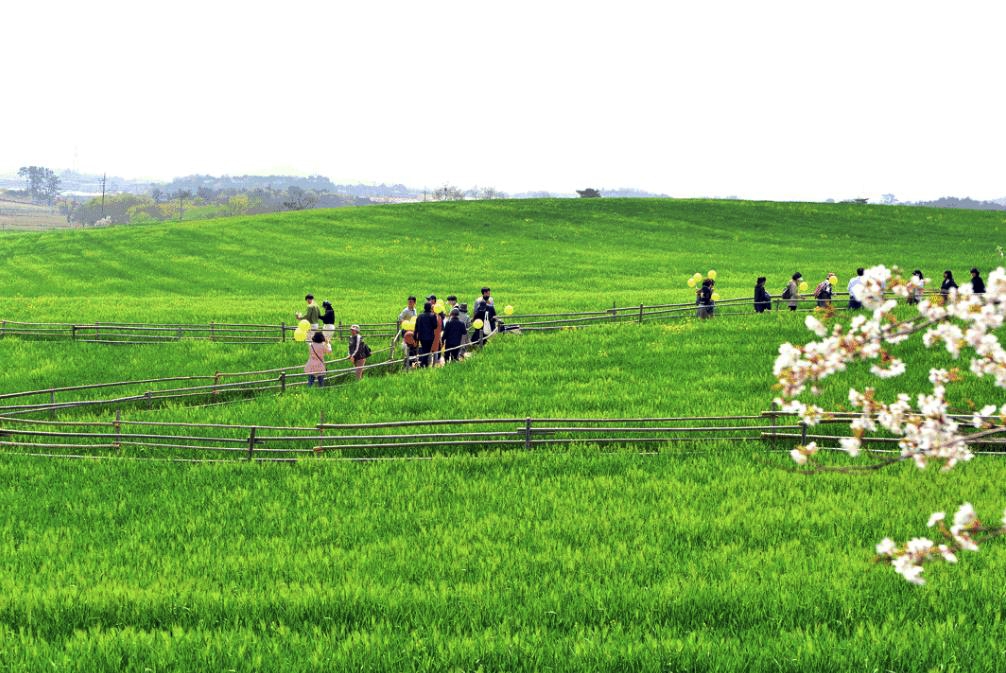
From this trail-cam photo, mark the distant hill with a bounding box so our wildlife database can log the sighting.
[912,196,1006,211]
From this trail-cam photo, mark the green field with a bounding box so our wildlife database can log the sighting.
[1,199,1005,671]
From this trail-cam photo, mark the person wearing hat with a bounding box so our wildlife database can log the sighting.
[347,324,371,380]
[970,267,986,294]
[442,307,468,362]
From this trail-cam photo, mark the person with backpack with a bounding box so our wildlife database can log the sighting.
[814,273,834,308]
[782,273,802,311]
[754,277,771,313]
[347,324,371,380]
[970,268,986,294]
[847,268,865,310]
[442,308,468,362]
[304,331,331,387]
[414,302,438,367]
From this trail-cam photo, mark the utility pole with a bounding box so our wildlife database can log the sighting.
[99,173,106,219]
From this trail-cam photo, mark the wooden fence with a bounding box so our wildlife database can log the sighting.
[2,408,1003,464]
[0,291,939,344]
[0,413,802,463]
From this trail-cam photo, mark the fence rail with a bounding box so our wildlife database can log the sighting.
[0,290,945,345]
[1,408,1003,463]
[0,412,799,462]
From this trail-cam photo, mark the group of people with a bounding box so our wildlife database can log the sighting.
[295,286,502,387]
[748,267,988,314]
[297,294,371,386]
[396,286,500,368]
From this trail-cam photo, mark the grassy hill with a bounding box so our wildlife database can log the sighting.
[1,199,1005,671]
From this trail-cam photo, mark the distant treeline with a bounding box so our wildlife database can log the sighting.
[155,174,416,199]
[911,196,1006,211]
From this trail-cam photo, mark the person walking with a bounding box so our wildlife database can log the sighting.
[783,272,802,311]
[414,302,438,367]
[347,324,371,380]
[456,302,472,355]
[321,300,336,342]
[907,269,925,305]
[697,279,715,319]
[472,287,497,347]
[970,267,986,294]
[304,331,331,387]
[813,273,834,308]
[847,268,865,310]
[940,270,958,301]
[754,277,771,313]
[297,294,322,337]
[442,308,468,362]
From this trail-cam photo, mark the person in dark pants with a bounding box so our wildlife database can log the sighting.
[940,270,958,301]
[754,277,771,313]
[414,302,438,367]
[697,279,714,319]
[471,286,497,347]
[442,308,468,362]
[971,268,986,294]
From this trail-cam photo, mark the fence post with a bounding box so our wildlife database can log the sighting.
[279,371,286,393]
[315,411,325,454]
[210,322,216,342]
[247,426,257,461]
[611,301,617,322]
[800,421,808,446]
[770,401,777,450]
[281,322,287,342]
[338,321,343,341]
[638,303,644,324]
[71,325,77,341]
[114,410,121,450]
[524,417,532,450]
[213,372,221,396]
[1,320,5,337]
[145,391,153,409]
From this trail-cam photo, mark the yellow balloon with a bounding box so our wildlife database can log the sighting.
[293,329,307,342]
[711,292,721,301]
[687,278,696,288]
[799,281,809,292]
[707,269,717,280]
[434,304,444,314]
[404,320,416,331]
[298,320,310,330]
[472,319,484,329]
[829,275,838,285]
[692,272,703,281]
[504,305,514,315]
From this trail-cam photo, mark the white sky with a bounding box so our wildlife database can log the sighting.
[3,0,1004,202]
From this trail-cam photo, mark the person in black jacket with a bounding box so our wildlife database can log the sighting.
[442,308,468,362]
[320,300,336,342]
[697,279,714,319]
[471,286,497,347]
[970,268,986,295]
[414,302,438,367]
[940,270,958,301]
[754,277,771,313]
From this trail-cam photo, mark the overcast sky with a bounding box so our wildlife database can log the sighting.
[4,0,1004,202]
